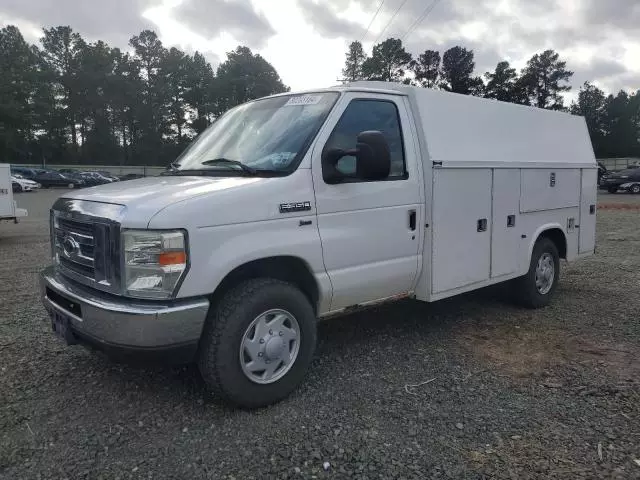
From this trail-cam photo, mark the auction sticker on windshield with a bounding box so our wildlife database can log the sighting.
[284,95,322,107]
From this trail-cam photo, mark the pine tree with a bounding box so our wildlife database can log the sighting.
[341,41,367,82]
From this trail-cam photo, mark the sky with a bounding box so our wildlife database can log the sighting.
[1,0,639,97]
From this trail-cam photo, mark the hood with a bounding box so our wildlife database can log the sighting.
[64,175,267,228]
[609,169,636,178]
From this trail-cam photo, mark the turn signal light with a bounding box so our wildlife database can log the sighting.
[158,251,187,266]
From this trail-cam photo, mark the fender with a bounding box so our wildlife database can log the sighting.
[144,169,333,311]
[174,217,333,313]
[527,222,567,264]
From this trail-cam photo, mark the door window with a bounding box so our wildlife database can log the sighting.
[323,99,406,181]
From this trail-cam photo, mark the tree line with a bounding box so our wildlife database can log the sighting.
[342,39,640,159]
[0,25,289,166]
[1,25,638,166]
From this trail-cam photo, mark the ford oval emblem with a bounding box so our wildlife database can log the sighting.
[62,236,80,257]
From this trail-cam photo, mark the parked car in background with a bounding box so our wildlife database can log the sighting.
[620,182,640,194]
[13,173,40,188]
[12,178,33,193]
[13,173,40,187]
[98,171,120,182]
[79,171,116,184]
[58,170,112,187]
[10,166,40,180]
[57,169,79,176]
[35,171,84,189]
[57,170,94,187]
[119,173,145,181]
[599,167,640,193]
[11,175,39,192]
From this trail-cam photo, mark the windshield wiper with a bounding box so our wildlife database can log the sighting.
[200,158,257,175]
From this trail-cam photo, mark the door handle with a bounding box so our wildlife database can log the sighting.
[409,210,416,231]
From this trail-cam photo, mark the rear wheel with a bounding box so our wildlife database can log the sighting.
[630,184,640,194]
[68,183,75,189]
[513,237,560,309]
[198,278,317,408]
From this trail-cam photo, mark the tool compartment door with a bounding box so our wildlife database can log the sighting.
[432,168,492,294]
[491,169,521,278]
[579,168,597,253]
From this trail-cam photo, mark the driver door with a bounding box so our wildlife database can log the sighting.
[311,92,423,311]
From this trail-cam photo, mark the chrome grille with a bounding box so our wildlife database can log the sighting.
[51,198,125,294]
[54,218,97,279]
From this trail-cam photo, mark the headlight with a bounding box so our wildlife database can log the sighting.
[123,229,188,299]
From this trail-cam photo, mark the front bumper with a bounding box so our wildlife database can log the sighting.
[40,266,209,362]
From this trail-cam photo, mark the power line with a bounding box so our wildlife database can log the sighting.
[360,0,386,44]
[372,0,411,45]
[401,0,442,42]
[400,0,443,43]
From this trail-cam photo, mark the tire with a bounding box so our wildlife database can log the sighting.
[198,278,317,408]
[608,187,617,194]
[68,183,75,189]
[630,184,640,194]
[12,182,22,193]
[513,237,560,309]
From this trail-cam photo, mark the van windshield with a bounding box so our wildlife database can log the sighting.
[173,92,340,175]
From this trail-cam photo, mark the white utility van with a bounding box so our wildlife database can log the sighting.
[0,164,28,224]
[40,82,597,408]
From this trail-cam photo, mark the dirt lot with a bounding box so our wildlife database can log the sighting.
[1,189,639,479]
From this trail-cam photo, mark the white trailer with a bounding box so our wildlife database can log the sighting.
[40,82,597,408]
[0,164,28,224]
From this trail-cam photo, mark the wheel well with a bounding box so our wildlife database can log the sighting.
[539,228,567,259]
[211,256,320,313]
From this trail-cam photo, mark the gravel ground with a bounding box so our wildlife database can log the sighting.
[1,189,639,480]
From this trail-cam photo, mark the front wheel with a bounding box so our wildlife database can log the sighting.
[513,238,560,309]
[198,278,317,408]
[608,187,617,193]
[630,184,640,194]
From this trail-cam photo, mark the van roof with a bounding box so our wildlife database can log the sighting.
[267,81,596,168]
[347,81,596,168]
[265,84,408,98]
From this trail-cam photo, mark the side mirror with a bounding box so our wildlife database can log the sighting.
[321,130,391,184]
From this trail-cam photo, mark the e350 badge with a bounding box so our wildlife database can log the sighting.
[279,201,311,214]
